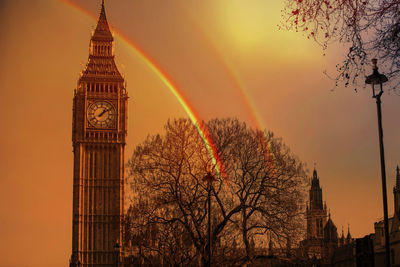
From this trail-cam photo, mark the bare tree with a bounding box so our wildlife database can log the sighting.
[281,0,400,90]
[125,118,307,266]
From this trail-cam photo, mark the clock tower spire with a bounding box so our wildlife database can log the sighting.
[70,1,128,266]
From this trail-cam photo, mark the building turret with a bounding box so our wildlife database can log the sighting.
[324,214,338,242]
[310,168,323,210]
[394,166,400,216]
[306,167,328,240]
[346,224,352,244]
[340,226,345,247]
[397,165,400,186]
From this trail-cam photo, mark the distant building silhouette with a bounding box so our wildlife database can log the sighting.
[374,166,400,266]
[300,168,356,265]
[69,1,128,266]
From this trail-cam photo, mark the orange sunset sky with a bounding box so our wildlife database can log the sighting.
[1,0,400,266]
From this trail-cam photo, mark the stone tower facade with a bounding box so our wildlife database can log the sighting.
[70,1,128,266]
[301,168,339,262]
[300,169,353,265]
[306,169,328,242]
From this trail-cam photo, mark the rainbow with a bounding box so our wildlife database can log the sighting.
[179,10,279,167]
[118,40,226,178]
[61,0,226,178]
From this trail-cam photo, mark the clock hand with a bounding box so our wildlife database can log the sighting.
[98,108,109,117]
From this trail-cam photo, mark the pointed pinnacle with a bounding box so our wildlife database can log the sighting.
[396,165,400,187]
[313,167,318,179]
[100,0,107,21]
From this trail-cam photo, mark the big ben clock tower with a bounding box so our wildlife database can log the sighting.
[70,1,128,266]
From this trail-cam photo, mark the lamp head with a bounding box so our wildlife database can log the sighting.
[365,58,388,85]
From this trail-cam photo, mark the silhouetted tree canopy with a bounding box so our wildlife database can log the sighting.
[125,118,307,266]
[282,0,400,90]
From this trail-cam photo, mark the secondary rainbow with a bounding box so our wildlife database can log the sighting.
[181,10,279,166]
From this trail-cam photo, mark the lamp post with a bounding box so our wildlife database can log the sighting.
[114,241,121,267]
[365,58,390,267]
[203,172,216,267]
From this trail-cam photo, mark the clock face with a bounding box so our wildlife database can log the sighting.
[87,101,116,128]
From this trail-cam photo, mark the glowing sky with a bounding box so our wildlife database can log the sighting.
[0,0,400,266]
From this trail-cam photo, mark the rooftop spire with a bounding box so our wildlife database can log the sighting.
[309,164,323,210]
[396,165,400,187]
[346,224,352,240]
[81,0,123,79]
[100,0,106,21]
[311,166,320,188]
[340,226,345,246]
[91,0,113,41]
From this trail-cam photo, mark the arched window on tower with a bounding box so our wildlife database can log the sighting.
[319,219,323,235]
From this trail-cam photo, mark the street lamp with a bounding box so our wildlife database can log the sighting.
[203,171,216,267]
[365,58,390,267]
[114,241,121,267]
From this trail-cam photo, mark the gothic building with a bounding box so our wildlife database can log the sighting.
[300,168,347,265]
[70,1,128,266]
